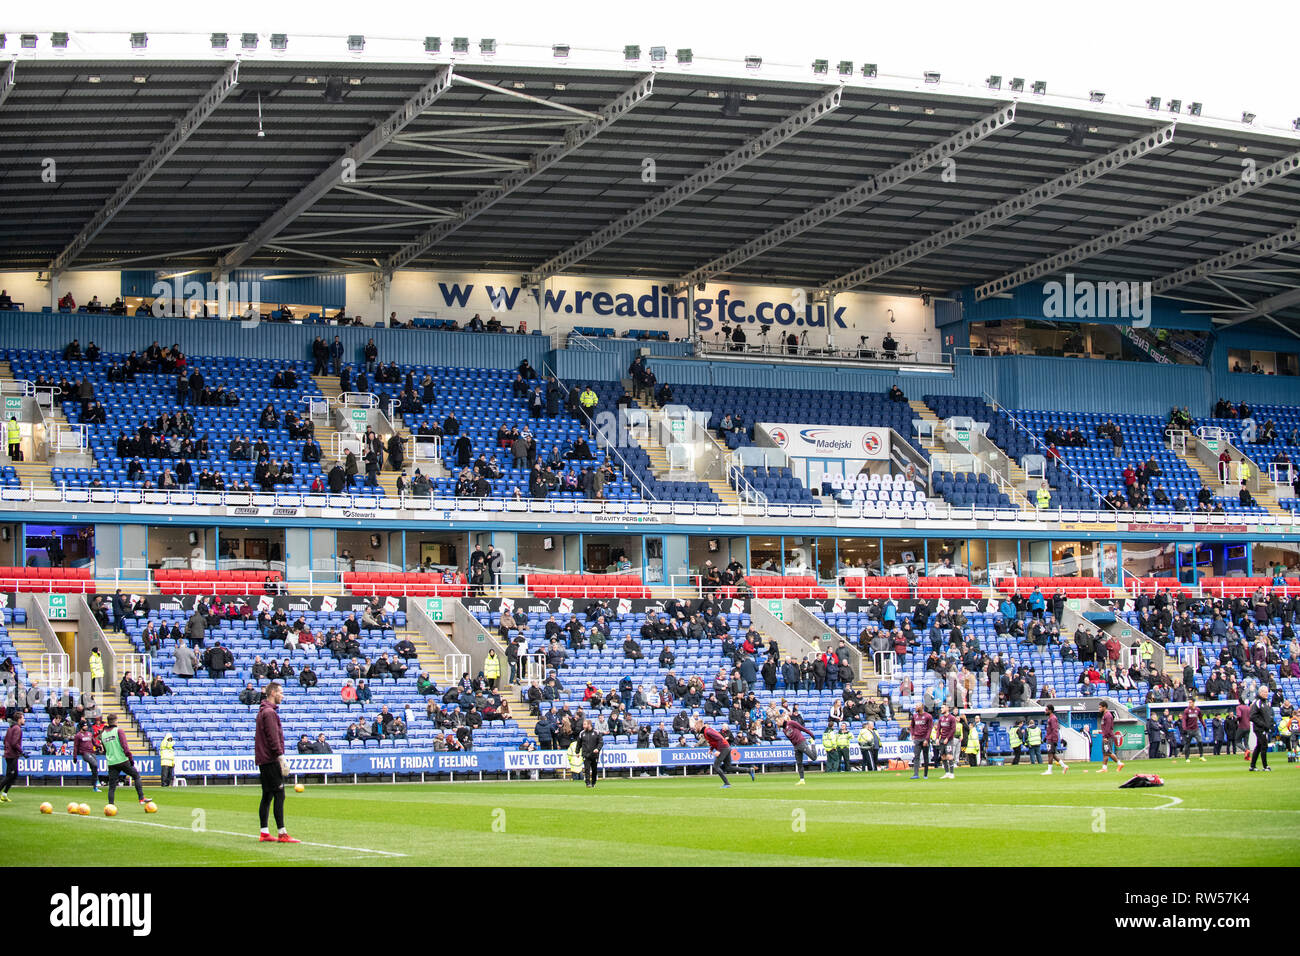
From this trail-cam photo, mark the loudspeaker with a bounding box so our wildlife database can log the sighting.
[187,531,199,547]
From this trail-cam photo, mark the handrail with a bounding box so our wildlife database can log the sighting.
[546,364,657,502]
[982,392,1111,508]
[566,330,600,352]
[696,340,953,368]
[8,481,1300,530]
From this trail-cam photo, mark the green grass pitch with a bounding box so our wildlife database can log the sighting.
[3,757,1297,866]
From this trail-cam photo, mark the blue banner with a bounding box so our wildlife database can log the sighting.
[7,755,161,776]
[5,742,917,779]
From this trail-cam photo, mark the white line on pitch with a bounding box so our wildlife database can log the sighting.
[53,813,407,857]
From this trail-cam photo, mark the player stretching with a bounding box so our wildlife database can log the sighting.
[1041,704,1068,775]
[778,713,817,784]
[255,682,299,843]
[909,703,934,780]
[1096,700,1124,773]
[694,719,755,789]
[936,706,958,779]
[1181,698,1207,762]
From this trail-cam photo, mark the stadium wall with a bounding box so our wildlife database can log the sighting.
[0,311,549,370]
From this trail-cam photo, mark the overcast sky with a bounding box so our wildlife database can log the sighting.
[18,0,1300,129]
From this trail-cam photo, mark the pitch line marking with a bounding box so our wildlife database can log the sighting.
[53,813,408,857]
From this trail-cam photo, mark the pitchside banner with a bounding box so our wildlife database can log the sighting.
[9,755,162,776]
[757,423,891,460]
[8,745,916,778]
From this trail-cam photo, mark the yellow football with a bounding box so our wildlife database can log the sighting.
[39,802,53,814]
[144,801,158,813]
[293,783,304,793]
[77,803,91,815]
[67,802,79,814]
[104,804,117,817]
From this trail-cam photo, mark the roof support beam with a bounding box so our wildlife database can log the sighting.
[49,61,240,274]
[0,61,15,110]
[670,104,1015,291]
[975,149,1300,300]
[1212,285,1300,331]
[1150,221,1300,296]
[450,73,602,121]
[386,74,656,273]
[525,87,844,287]
[821,122,1175,295]
[216,66,454,273]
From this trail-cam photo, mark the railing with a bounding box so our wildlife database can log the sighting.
[566,330,600,352]
[443,652,470,686]
[696,338,953,368]
[8,480,1300,532]
[519,651,547,684]
[1269,463,1295,490]
[983,392,1111,509]
[330,431,363,460]
[873,651,896,680]
[51,422,89,455]
[41,652,71,691]
[119,651,151,686]
[548,363,658,502]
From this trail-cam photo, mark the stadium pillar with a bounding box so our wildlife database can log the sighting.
[48,272,59,311]
[825,292,835,350]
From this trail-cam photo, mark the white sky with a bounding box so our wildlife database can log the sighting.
[14,0,1300,129]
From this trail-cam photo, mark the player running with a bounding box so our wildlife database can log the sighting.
[693,719,755,789]
[1096,700,1124,773]
[778,712,818,784]
[255,682,299,843]
[100,714,151,808]
[909,703,934,780]
[1180,698,1207,762]
[1041,704,1068,775]
[935,705,958,779]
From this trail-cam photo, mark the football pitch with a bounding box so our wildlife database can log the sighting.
[4,757,1297,867]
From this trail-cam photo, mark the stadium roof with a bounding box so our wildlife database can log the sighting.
[2,33,1300,332]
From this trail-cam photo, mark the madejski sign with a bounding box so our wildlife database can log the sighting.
[759,423,891,461]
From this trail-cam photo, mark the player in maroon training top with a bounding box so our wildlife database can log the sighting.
[1041,704,1068,775]
[0,713,24,803]
[255,682,300,843]
[693,718,755,788]
[779,712,817,784]
[909,703,934,779]
[1096,700,1124,773]
[1180,699,1206,762]
[935,706,958,779]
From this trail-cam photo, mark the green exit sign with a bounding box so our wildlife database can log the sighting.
[425,597,444,622]
[4,397,22,412]
[350,408,369,433]
[767,599,784,621]
[48,594,68,619]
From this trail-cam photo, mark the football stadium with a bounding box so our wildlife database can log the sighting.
[0,14,1298,897]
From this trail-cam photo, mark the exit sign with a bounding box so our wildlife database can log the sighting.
[425,598,444,622]
[48,594,68,619]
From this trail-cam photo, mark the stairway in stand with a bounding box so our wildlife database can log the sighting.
[1173,444,1287,518]
[97,628,153,759]
[0,360,81,491]
[632,409,743,508]
[311,375,436,496]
